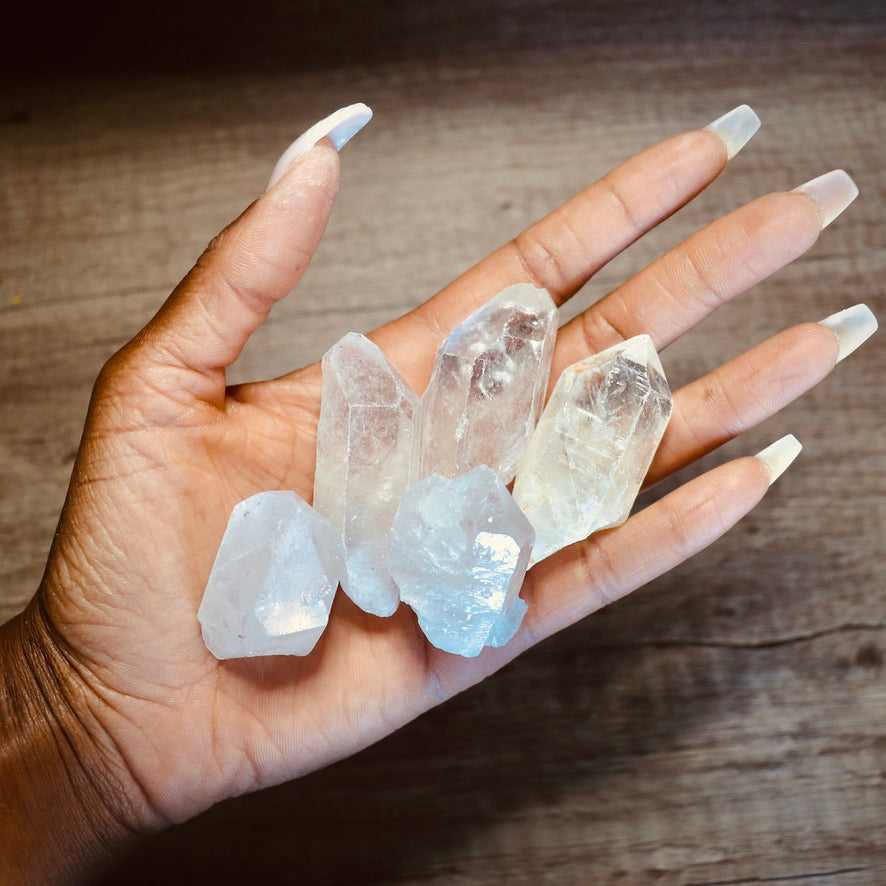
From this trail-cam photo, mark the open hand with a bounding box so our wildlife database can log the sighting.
[1,104,872,883]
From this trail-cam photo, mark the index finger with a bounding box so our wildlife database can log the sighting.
[369,106,758,392]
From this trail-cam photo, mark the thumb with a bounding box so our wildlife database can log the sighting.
[130,104,371,400]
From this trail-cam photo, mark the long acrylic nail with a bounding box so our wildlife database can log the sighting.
[703,104,761,160]
[755,434,802,485]
[267,103,373,190]
[819,303,878,363]
[792,169,858,229]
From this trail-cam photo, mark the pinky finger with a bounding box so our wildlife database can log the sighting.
[518,436,802,647]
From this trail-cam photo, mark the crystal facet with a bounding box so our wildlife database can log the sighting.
[513,334,673,563]
[387,465,534,657]
[486,594,529,649]
[416,283,558,485]
[198,491,345,658]
[313,333,419,616]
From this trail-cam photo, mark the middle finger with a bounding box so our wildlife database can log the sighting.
[550,175,854,382]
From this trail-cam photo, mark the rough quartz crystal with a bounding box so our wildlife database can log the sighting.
[416,283,558,485]
[198,491,345,659]
[387,465,534,657]
[513,334,672,564]
[313,333,419,616]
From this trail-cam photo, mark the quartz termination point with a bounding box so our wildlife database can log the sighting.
[313,333,419,616]
[514,334,673,564]
[198,491,345,659]
[417,283,558,485]
[387,465,534,657]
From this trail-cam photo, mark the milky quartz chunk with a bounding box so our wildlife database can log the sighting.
[416,284,558,485]
[513,334,673,564]
[313,332,419,616]
[387,465,534,657]
[198,491,345,659]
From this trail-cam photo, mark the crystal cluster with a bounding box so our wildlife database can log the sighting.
[197,491,344,659]
[198,284,673,661]
[416,284,558,484]
[513,334,673,563]
[386,466,533,657]
[313,333,419,617]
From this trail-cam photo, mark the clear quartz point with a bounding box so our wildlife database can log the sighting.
[198,491,345,659]
[416,283,558,485]
[313,332,419,616]
[387,465,534,657]
[513,334,673,564]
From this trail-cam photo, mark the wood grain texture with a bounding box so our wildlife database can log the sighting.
[2,2,884,883]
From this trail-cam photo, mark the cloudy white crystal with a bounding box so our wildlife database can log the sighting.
[387,465,534,657]
[416,283,558,485]
[313,333,420,617]
[198,491,345,658]
[513,334,673,564]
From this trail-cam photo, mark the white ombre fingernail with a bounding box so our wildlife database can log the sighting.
[819,303,878,363]
[267,103,373,189]
[703,104,761,160]
[755,434,802,486]
[792,169,858,229]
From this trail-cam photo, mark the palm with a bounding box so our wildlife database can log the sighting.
[44,357,449,824]
[33,123,848,831]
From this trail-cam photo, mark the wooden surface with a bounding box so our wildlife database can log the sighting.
[2,2,884,883]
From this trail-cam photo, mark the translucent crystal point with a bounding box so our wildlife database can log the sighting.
[416,283,558,485]
[486,594,529,648]
[313,332,419,617]
[387,465,534,657]
[513,334,672,564]
[198,491,345,659]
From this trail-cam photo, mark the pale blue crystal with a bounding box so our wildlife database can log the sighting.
[198,491,344,658]
[486,595,528,648]
[387,466,534,657]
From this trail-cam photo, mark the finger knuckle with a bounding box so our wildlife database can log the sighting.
[578,537,622,609]
[512,228,572,296]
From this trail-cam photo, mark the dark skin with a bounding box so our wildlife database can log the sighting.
[0,121,853,883]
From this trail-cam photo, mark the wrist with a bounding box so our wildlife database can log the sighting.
[0,601,148,884]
